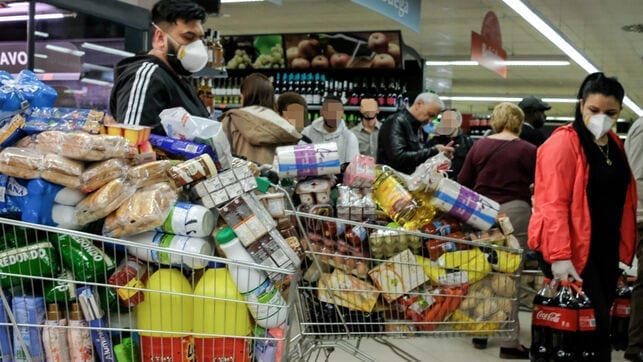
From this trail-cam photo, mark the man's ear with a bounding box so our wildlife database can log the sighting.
[152,28,166,51]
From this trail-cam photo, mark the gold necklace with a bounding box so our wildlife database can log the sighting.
[597,142,612,166]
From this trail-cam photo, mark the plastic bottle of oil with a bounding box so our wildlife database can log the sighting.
[372,165,435,229]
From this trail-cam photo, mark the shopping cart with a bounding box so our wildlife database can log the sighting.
[286,207,524,362]
[0,216,299,362]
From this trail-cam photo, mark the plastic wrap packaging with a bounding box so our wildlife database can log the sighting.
[0,70,57,111]
[0,147,45,179]
[80,158,129,193]
[317,269,380,313]
[430,177,500,231]
[126,160,174,188]
[274,142,341,178]
[23,107,104,134]
[343,154,375,188]
[0,113,25,147]
[407,152,452,193]
[148,133,222,171]
[75,178,137,226]
[35,131,132,161]
[103,182,178,238]
[41,154,85,189]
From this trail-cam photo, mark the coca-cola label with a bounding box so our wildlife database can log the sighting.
[611,297,631,318]
[578,308,597,331]
[532,305,578,331]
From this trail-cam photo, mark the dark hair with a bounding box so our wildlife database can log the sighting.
[240,73,275,108]
[277,92,308,116]
[152,0,207,26]
[322,96,342,107]
[572,72,625,162]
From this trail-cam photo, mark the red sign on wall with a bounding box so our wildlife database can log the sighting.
[471,11,507,78]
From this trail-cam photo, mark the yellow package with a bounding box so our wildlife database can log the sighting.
[437,249,484,269]
[493,250,522,274]
[317,269,379,313]
[414,255,446,285]
[457,249,492,284]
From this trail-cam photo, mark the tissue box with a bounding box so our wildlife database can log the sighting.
[368,249,428,303]
[343,154,375,188]
[317,269,379,312]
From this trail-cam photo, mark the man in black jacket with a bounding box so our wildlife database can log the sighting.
[109,0,210,135]
[377,92,454,174]
[518,96,550,146]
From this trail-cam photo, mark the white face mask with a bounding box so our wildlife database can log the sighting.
[174,39,208,73]
[584,113,615,140]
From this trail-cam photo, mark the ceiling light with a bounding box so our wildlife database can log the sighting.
[81,42,134,58]
[46,44,85,57]
[34,31,48,38]
[441,96,578,103]
[0,13,66,22]
[82,63,113,73]
[33,68,44,73]
[34,53,47,59]
[502,0,643,117]
[425,60,569,66]
[81,78,113,87]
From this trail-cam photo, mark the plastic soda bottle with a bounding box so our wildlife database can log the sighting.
[610,273,632,351]
[530,278,557,361]
[216,228,288,328]
[136,268,195,361]
[572,282,598,360]
[550,280,578,361]
[193,261,252,361]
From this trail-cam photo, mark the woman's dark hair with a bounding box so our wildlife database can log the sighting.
[240,73,275,109]
[276,92,308,116]
[572,72,625,161]
[152,0,207,26]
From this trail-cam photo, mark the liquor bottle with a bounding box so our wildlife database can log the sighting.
[204,29,213,68]
[304,73,314,104]
[274,73,281,98]
[233,77,241,105]
[359,78,368,102]
[293,73,301,94]
[312,73,321,105]
[386,78,397,107]
[377,78,386,106]
[286,73,294,93]
[348,80,359,106]
[212,30,225,70]
[340,80,348,105]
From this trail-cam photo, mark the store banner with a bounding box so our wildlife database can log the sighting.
[470,11,507,78]
[352,0,421,33]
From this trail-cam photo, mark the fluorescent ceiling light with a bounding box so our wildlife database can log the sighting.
[425,60,569,66]
[34,31,49,38]
[82,63,113,73]
[441,96,578,103]
[64,89,87,95]
[0,13,66,22]
[46,44,85,57]
[33,68,45,73]
[81,78,113,87]
[81,42,134,58]
[548,116,574,121]
[34,53,48,59]
[502,0,643,117]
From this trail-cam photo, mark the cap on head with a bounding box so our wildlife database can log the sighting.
[518,96,551,112]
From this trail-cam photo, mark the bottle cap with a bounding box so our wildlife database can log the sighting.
[69,302,84,320]
[47,303,62,320]
[215,227,237,245]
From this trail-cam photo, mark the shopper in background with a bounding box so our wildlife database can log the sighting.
[518,96,550,147]
[457,102,535,359]
[222,73,301,165]
[276,91,308,133]
[528,72,636,361]
[377,92,454,174]
[624,116,643,362]
[301,96,359,164]
[427,109,473,179]
[110,0,209,135]
[350,98,381,158]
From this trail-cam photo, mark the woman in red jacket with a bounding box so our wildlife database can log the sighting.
[529,72,637,361]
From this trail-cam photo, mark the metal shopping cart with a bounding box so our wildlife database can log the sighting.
[0,217,299,362]
[286,206,524,362]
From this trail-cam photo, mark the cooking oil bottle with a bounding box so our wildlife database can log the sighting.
[372,165,435,229]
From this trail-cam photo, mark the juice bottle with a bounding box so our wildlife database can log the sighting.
[193,262,252,361]
[136,268,195,361]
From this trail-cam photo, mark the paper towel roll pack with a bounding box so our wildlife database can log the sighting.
[274,142,340,178]
[430,178,499,231]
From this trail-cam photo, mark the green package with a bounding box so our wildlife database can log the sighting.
[0,226,39,251]
[0,241,59,288]
[51,234,115,282]
[114,337,140,362]
[43,269,76,303]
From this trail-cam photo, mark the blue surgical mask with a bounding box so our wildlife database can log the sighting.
[422,122,435,134]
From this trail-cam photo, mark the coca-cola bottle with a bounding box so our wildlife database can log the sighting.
[573,282,598,361]
[550,280,578,361]
[530,278,557,362]
[610,273,632,351]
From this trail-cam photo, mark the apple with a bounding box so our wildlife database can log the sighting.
[387,43,401,64]
[330,52,351,68]
[291,57,311,69]
[372,53,396,69]
[298,39,320,59]
[311,55,329,68]
[368,32,389,53]
[286,46,301,63]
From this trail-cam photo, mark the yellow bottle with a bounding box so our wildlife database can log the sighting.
[193,262,252,362]
[137,268,195,361]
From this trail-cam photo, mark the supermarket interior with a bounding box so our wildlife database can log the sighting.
[0,0,642,361]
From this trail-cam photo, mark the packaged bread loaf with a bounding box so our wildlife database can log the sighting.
[0,114,25,147]
[81,158,128,193]
[36,131,131,161]
[75,178,136,225]
[126,160,174,188]
[0,147,44,179]
[41,154,85,189]
[103,182,178,238]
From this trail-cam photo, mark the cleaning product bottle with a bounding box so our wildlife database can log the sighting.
[193,262,252,361]
[216,228,288,328]
[126,231,213,269]
[136,268,195,361]
[67,302,93,361]
[42,303,71,361]
[157,202,216,238]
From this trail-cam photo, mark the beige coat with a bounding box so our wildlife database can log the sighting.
[222,106,301,165]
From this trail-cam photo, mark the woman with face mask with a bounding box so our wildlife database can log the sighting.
[110,0,210,135]
[528,72,637,361]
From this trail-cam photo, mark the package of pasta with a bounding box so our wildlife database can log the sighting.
[41,153,85,189]
[75,178,137,225]
[103,182,178,238]
[125,160,175,188]
[35,131,132,161]
[80,158,129,193]
[0,147,44,179]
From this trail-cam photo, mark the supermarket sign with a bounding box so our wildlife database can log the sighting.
[471,11,507,78]
[0,43,28,73]
[352,0,421,33]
